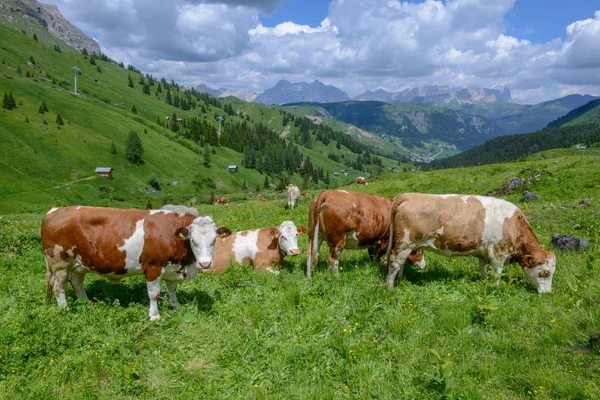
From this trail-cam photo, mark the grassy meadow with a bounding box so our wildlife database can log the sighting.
[1,148,599,399]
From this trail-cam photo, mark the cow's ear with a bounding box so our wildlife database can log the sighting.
[217,226,233,238]
[297,226,308,235]
[175,227,190,240]
[270,228,280,240]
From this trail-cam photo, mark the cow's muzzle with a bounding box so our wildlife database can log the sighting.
[199,261,212,269]
[288,248,300,256]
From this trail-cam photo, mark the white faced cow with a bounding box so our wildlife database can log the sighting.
[41,206,226,320]
[387,194,556,293]
[287,184,300,210]
[306,190,425,278]
[210,221,308,274]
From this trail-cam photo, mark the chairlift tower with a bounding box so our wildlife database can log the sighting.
[72,66,80,94]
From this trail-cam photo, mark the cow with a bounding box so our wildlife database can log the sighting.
[386,194,556,293]
[287,184,300,210]
[213,197,228,205]
[356,177,368,185]
[258,195,267,202]
[210,221,308,274]
[41,206,227,321]
[301,191,308,197]
[306,190,425,279]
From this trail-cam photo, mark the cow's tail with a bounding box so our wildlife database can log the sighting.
[45,259,53,304]
[306,193,324,278]
[386,208,396,268]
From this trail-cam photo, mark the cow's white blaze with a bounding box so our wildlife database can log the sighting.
[233,230,260,263]
[337,190,349,194]
[118,219,145,271]
[190,216,218,269]
[523,254,556,293]
[47,207,58,215]
[278,221,300,255]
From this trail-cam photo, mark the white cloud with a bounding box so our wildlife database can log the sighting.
[42,0,600,103]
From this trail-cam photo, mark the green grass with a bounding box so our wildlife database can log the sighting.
[1,149,599,398]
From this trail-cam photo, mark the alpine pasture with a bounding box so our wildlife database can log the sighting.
[1,149,599,399]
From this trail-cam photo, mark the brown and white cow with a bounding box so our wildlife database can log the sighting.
[258,194,267,202]
[356,177,368,185]
[211,221,308,274]
[213,197,228,205]
[287,184,300,210]
[387,194,556,292]
[41,206,226,320]
[306,190,425,278]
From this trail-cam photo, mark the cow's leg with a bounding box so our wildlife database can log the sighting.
[325,241,344,276]
[387,249,412,290]
[52,268,69,307]
[68,271,88,300]
[491,257,507,286]
[306,233,322,280]
[146,277,162,321]
[164,281,180,308]
[478,258,489,278]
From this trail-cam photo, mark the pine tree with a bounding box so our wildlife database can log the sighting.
[127,74,134,88]
[82,48,88,57]
[110,141,117,154]
[2,91,16,110]
[89,54,96,65]
[203,144,211,167]
[241,179,248,191]
[131,105,137,114]
[29,55,35,65]
[255,184,260,192]
[142,83,150,95]
[38,100,48,114]
[56,112,64,125]
[263,175,269,189]
[166,90,172,105]
[33,33,38,41]
[125,130,144,165]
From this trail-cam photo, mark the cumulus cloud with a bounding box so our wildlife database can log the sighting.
[43,0,600,103]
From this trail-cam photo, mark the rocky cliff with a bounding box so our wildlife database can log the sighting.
[0,0,100,54]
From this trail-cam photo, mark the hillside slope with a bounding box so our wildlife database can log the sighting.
[546,99,600,128]
[0,24,398,214]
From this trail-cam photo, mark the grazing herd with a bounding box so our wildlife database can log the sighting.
[42,182,557,320]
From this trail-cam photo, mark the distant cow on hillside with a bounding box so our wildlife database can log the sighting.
[258,194,267,202]
[301,191,308,197]
[287,184,300,210]
[356,177,368,185]
[213,197,228,205]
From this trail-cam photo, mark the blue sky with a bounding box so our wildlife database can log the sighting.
[45,0,600,103]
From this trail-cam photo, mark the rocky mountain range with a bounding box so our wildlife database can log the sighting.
[198,79,512,106]
[0,0,101,54]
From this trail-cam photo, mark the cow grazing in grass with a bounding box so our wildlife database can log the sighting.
[306,190,424,278]
[258,195,267,202]
[287,184,300,210]
[213,197,228,205]
[387,194,556,292]
[356,177,367,185]
[210,221,308,274]
[41,206,226,320]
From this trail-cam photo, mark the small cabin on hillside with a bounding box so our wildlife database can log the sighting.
[228,165,238,173]
[95,167,113,180]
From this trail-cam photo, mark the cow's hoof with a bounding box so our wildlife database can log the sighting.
[150,314,161,321]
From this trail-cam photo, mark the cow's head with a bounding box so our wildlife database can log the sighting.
[274,221,306,256]
[522,252,556,293]
[176,216,219,270]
